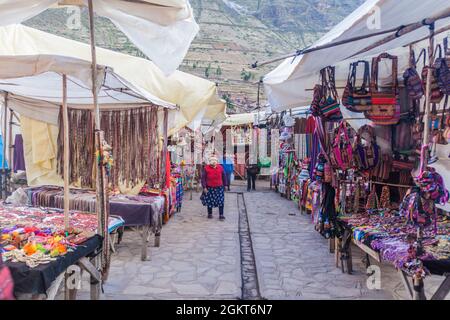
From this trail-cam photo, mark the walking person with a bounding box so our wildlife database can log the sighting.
[201,155,228,220]
[221,154,234,191]
[246,156,259,192]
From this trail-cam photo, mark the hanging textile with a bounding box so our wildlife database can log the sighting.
[0,135,8,169]
[57,106,159,189]
[13,134,26,172]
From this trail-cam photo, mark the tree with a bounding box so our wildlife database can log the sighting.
[216,65,222,76]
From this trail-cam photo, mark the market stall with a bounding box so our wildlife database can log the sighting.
[260,0,450,300]
[0,53,175,299]
[0,204,124,299]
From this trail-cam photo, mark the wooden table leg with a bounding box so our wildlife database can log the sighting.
[335,237,340,268]
[329,237,335,254]
[87,256,101,300]
[154,230,161,247]
[398,269,414,300]
[413,276,427,300]
[141,225,150,261]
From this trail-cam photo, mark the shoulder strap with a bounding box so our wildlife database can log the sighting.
[441,95,449,129]
[371,53,398,93]
[416,48,427,68]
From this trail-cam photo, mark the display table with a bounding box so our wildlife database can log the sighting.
[25,187,165,260]
[7,235,102,299]
[0,205,126,300]
[335,213,450,300]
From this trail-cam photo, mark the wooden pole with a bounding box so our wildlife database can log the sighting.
[350,8,450,58]
[88,0,100,130]
[251,8,450,69]
[162,108,169,188]
[2,94,8,199]
[62,75,70,230]
[88,0,109,281]
[8,107,13,175]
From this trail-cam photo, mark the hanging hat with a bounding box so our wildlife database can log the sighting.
[283,114,295,127]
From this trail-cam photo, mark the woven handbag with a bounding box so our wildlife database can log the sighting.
[403,50,425,100]
[343,60,372,112]
[365,53,400,125]
[353,125,380,170]
[422,46,444,104]
[435,38,450,95]
[318,66,343,121]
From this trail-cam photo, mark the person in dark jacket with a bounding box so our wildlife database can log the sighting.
[201,155,228,220]
[246,156,259,191]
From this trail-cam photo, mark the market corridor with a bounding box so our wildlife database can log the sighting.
[63,181,448,300]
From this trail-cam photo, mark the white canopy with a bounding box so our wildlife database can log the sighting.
[264,0,450,112]
[0,24,226,134]
[0,54,175,125]
[0,0,199,75]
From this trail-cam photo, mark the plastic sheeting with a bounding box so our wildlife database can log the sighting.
[264,0,450,112]
[0,0,199,75]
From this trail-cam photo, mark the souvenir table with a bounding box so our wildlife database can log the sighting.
[336,212,450,300]
[0,205,124,299]
[25,186,165,261]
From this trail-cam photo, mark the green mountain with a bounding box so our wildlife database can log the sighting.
[24,0,364,112]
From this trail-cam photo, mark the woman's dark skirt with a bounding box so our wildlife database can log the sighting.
[201,186,225,208]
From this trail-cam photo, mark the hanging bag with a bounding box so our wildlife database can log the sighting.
[435,38,450,95]
[332,122,353,170]
[343,60,372,112]
[403,49,425,100]
[365,53,400,125]
[318,66,343,121]
[422,46,444,104]
[353,125,380,170]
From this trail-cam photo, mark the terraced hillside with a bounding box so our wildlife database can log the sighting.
[24,0,364,112]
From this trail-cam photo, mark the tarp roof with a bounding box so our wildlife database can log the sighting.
[0,24,226,134]
[0,0,199,75]
[264,0,450,112]
[0,54,176,125]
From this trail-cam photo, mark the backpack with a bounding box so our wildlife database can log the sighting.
[343,60,372,112]
[403,50,425,100]
[365,53,400,125]
[435,38,450,95]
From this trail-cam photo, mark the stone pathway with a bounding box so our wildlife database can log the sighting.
[59,191,241,300]
[244,188,449,300]
[57,179,449,300]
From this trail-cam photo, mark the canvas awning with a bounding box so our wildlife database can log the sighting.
[0,24,226,134]
[0,54,176,125]
[0,0,199,75]
[264,0,450,112]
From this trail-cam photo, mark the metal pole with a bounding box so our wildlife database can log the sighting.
[422,23,435,171]
[62,75,70,230]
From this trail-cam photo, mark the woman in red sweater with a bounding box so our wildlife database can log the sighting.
[201,155,227,220]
